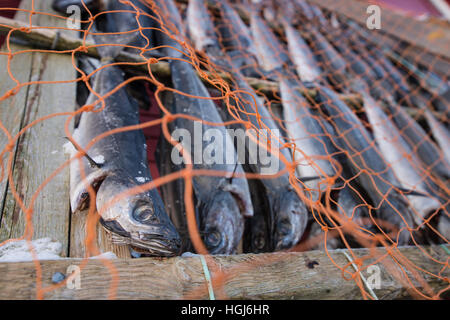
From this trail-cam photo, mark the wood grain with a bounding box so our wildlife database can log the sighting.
[69,208,131,259]
[0,245,448,300]
[0,1,74,255]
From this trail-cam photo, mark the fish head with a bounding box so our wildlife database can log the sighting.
[200,191,244,254]
[272,189,308,250]
[96,175,182,256]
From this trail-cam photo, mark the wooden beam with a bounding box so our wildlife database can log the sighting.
[0,245,448,299]
[308,0,450,62]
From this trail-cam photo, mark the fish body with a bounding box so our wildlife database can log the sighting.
[282,21,322,83]
[93,0,160,58]
[279,78,338,202]
[168,59,254,254]
[230,71,309,250]
[338,184,370,227]
[152,0,187,58]
[70,65,181,256]
[316,86,414,244]
[250,9,291,72]
[424,109,450,167]
[187,0,220,54]
[385,103,450,180]
[213,0,261,78]
[303,26,349,92]
[363,94,442,225]
[294,0,315,21]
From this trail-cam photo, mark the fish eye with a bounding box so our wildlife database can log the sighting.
[204,230,221,248]
[132,205,156,223]
[253,234,265,250]
[279,220,291,236]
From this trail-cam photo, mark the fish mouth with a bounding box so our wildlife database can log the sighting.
[130,237,181,257]
[101,219,181,257]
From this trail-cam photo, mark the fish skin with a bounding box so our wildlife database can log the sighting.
[384,103,450,180]
[281,20,322,83]
[156,133,194,253]
[152,0,187,58]
[246,13,338,202]
[302,25,349,92]
[337,184,370,228]
[243,176,272,253]
[168,59,254,254]
[91,0,162,59]
[424,109,450,167]
[388,50,450,98]
[363,94,442,225]
[230,71,309,251]
[316,86,414,245]
[212,0,262,78]
[186,0,220,54]
[279,78,338,202]
[249,9,292,72]
[70,65,181,256]
[293,0,316,21]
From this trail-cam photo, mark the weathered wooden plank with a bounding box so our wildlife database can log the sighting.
[0,46,33,226]
[0,0,37,240]
[0,2,75,255]
[0,245,447,300]
[69,208,131,259]
[308,0,450,62]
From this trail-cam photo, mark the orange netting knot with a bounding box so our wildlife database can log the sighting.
[3,89,17,99]
[81,104,95,112]
[148,57,158,64]
[165,114,175,122]
[353,258,363,267]
[321,225,328,232]
[198,70,208,79]
[80,75,89,83]
[24,208,33,218]
[5,141,15,153]
[19,27,31,33]
[77,46,89,53]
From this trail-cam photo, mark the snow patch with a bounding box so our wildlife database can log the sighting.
[136,177,146,183]
[0,238,62,263]
[63,141,76,155]
[92,155,105,164]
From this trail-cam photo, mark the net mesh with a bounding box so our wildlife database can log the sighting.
[0,0,448,299]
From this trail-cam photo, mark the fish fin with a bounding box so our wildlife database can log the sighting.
[70,170,108,213]
[222,183,254,217]
[64,137,103,169]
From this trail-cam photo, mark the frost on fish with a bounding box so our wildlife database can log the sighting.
[0,238,62,262]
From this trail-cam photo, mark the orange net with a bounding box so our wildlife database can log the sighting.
[0,0,448,300]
